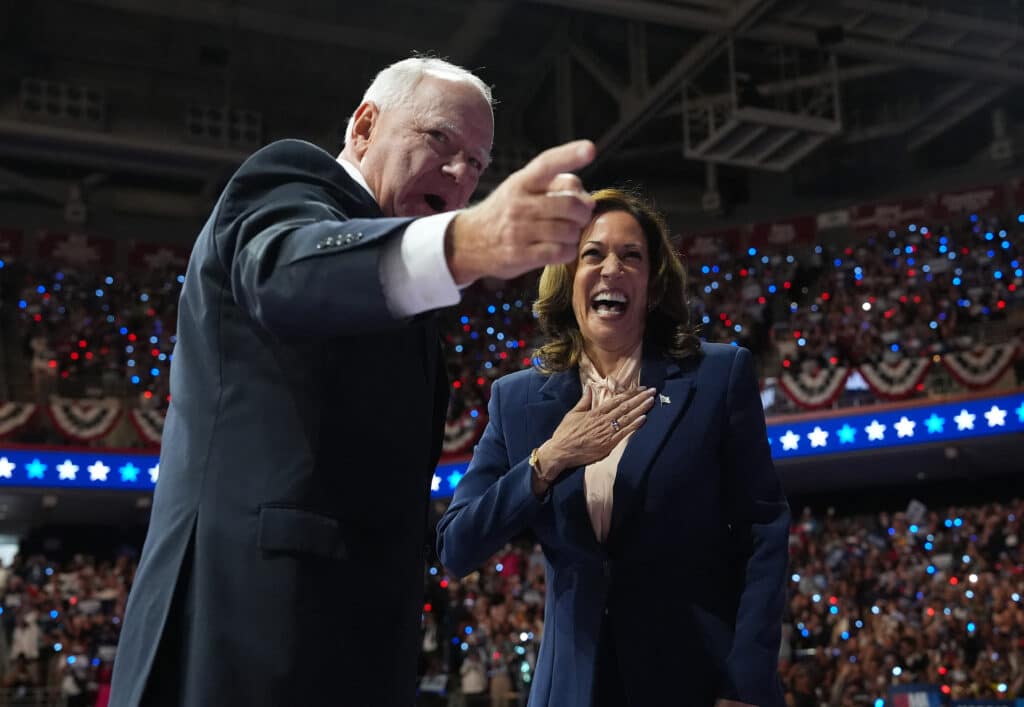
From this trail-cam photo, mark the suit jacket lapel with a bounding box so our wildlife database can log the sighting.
[609,350,698,540]
[527,370,604,557]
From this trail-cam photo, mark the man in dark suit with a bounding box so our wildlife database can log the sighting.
[109,57,597,707]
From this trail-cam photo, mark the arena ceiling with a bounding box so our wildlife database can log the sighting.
[1,0,1024,226]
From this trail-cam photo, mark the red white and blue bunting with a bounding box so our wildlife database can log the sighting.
[443,411,483,455]
[778,367,851,410]
[941,343,1017,389]
[0,402,36,438]
[778,344,1019,408]
[46,397,122,443]
[129,409,166,447]
[859,358,932,400]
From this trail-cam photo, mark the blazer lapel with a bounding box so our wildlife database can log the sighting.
[609,350,698,540]
[527,370,604,557]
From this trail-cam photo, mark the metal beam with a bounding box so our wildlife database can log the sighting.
[627,21,649,97]
[748,23,1024,84]
[0,167,65,204]
[770,134,827,171]
[496,23,568,141]
[908,84,1007,151]
[891,19,924,43]
[525,0,726,31]
[72,0,431,54]
[733,107,841,134]
[677,0,733,9]
[662,62,896,117]
[556,51,574,143]
[759,62,894,96]
[605,143,684,161]
[569,42,626,100]
[753,129,797,162]
[844,81,974,144]
[779,5,1016,63]
[719,125,767,160]
[988,39,1016,59]
[446,0,512,64]
[0,118,249,181]
[588,0,778,172]
[838,0,1024,43]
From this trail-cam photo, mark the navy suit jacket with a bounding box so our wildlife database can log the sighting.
[438,343,789,707]
[110,140,448,707]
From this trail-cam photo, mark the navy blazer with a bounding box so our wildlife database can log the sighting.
[111,140,448,707]
[438,343,789,707]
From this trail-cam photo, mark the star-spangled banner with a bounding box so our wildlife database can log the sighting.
[766,392,1024,460]
[1,392,1021,497]
[0,449,159,490]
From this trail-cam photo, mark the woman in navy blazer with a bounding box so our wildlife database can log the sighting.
[437,188,790,707]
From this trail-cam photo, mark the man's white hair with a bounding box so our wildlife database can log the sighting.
[344,57,493,145]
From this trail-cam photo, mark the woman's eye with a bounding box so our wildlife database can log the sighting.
[429,130,448,143]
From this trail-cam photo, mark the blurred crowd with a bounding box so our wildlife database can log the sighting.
[781,497,1023,705]
[419,496,1024,705]
[0,496,1016,704]
[688,214,1023,374]
[1,212,1023,428]
[0,553,130,706]
[3,260,179,406]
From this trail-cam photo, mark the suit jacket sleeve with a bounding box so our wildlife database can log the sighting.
[212,140,422,338]
[436,378,547,577]
[720,346,791,703]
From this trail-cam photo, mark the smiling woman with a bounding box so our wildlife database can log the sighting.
[532,187,699,374]
[437,186,791,707]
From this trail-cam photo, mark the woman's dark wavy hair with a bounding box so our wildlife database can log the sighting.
[532,187,700,373]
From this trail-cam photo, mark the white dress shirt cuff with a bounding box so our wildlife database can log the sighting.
[379,211,461,318]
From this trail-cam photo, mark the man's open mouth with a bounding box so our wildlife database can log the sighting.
[424,194,447,212]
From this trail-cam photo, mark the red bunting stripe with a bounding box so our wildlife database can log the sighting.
[443,411,483,456]
[778,367,850,410]
[859,358,932,400]
[129,408,165,447]
[0,402,36,439]
[942,343,1018,389]
[46,397,122,443]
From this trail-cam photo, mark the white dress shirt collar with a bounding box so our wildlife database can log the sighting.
[337,158,377,205]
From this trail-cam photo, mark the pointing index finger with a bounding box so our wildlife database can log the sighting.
[518,140,596,192]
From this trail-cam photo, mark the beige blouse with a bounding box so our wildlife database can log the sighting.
[578,344,643,543]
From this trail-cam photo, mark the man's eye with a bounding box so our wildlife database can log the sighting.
[429,130,448,143]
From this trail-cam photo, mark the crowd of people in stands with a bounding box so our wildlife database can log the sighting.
[688,214,1022,374]
[421,496,1024,705]
[0,500,1016,704]
[1,212,1022,424]
[3,259,179,405]
[0,552,129,706]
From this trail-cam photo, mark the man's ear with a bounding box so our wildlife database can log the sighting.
[348,101,379,161]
